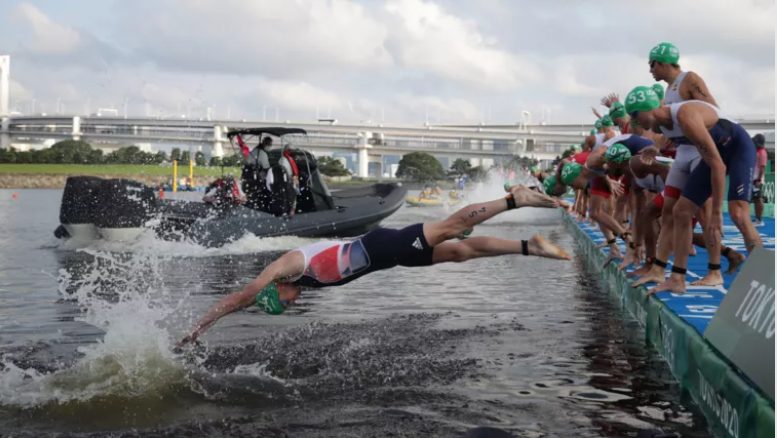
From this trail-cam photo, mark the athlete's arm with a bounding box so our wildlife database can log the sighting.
[677,105,726,214]
[585,148,607,173]
[682,72,718,107]
[179,252,304,345]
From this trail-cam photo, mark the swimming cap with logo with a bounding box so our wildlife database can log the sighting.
[543,175,558,196]
[600,115,614,127]
[624,86,661,115]
[609,102,626,120]
[594,119,603,130]
[649,42,680,64]
[605,143,632,164]
[651,83,665,101]
[256,282,286,315]
[561,162,583,186]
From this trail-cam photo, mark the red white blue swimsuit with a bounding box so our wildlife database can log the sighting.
[289,224,434,288]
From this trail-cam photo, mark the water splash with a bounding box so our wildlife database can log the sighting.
[61,227,317,257]
[0,247,187,408]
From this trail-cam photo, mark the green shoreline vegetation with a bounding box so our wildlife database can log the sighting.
[0,163,240,178]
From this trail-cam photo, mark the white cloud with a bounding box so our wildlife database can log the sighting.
[0,0,772,124]
[256,79,345,113]
[390,93,481,123]
[119,0,392,77]
[13,2,81,55]
[384,0,540,90]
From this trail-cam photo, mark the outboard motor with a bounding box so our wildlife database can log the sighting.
[56,176,104,240]
[93,179,156,241]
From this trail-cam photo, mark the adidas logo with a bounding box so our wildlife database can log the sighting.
[412,237,423,250]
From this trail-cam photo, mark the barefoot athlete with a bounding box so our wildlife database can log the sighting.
[625,86,762,295]
[179,186,571,344]
[631,42,728,288]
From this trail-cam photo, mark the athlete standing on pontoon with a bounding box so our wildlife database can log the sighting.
[625,86,762,294]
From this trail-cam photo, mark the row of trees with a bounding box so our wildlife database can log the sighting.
[396,152,537,182]
[0,140,249,167]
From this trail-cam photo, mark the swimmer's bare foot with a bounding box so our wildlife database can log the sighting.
[632,265,666,287]
[510,185,559,208]
[725,250,746,274]
[691,270,723,287]
[628,262,654,278]
[648,275,687,295]
[527,234,571,260]
[618,248,641,271]
[608,243,622,259]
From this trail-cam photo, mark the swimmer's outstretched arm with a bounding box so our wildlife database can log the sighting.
[178,252,302,345]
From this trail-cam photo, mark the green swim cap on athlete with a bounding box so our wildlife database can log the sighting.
[530,166,540,174]
[605,143,632,164]
[561,162,583,186]
[594,119,603,130]
[609,101,627,120]
[600,115,614,127]
[624,86,661,115]
[543,175,558,195]
[256,282,286,315]
[651,83,665,100]
[589,129,596,136]
[649,42,680,65]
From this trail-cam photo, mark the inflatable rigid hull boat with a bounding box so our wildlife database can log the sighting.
[54,140,406,246]
[54,176,406,247]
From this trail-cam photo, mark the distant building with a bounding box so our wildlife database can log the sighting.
[0,55,9,116]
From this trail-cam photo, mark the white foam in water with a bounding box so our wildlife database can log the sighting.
[0,247,189,407]
[232,362,288,385]
[61,227,317,257]
[3,224,322,407]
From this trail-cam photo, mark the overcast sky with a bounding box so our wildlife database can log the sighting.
[1,0,774,125]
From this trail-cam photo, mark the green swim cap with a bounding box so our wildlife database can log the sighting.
[609,102,627,120]
[256,282,286,315]
[561,162,583,186]
[624,86,661,115]
[589,129,596,136]
[649,42,680,65]
[543,175,558,196]
[600,115,614,127]
[594,119,603,130]
[605,143,632,164]
[651,83,665,100]
[530,166,540,174]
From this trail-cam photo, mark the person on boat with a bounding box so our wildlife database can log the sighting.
[751,133,768,227]
[624,85,761,294]
[239,136,272,210]
[418,184,442,200]
[278,143,301,216]
[203,175,246,208]
[178,186,570,345]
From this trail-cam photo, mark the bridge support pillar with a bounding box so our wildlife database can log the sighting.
[72,116,81,141]
[355,132,372,178]
[1,117,9,149]
[212,125,225,158]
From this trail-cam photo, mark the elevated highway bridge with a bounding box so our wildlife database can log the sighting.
[1,115,773,177]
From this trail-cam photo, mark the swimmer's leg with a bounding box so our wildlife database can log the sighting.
[432,235,570,262]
